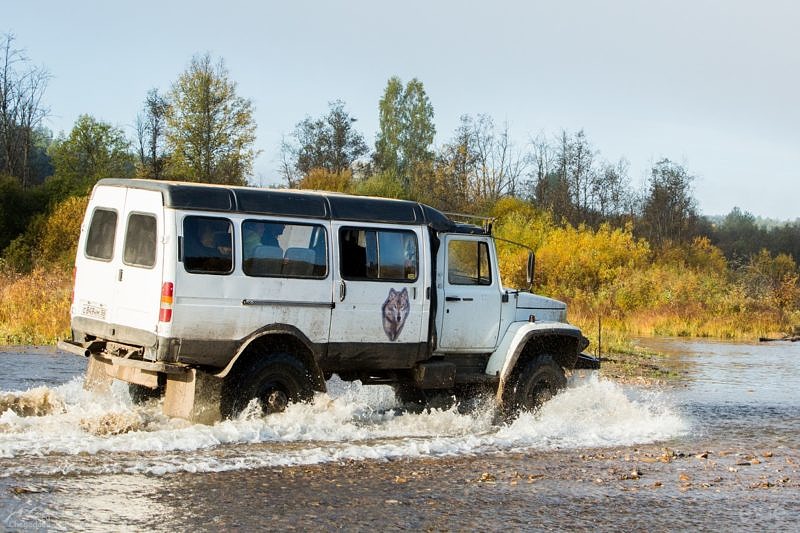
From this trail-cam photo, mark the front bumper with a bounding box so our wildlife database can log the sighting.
[574,352,601,370]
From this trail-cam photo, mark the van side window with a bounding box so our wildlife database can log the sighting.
[242,220,327,278]
[85,208,117,261]
[448,240,491,285]
[123,213,157,268]
[339,228,418,282]
[183,216,233,274]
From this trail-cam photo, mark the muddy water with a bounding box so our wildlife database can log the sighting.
[0,340,798,531]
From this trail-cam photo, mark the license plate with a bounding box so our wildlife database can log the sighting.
[81,301,107,320]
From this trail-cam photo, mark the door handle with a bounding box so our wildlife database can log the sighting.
[445,296,461,302]
[118,269,123,282]
[339,280,347,302]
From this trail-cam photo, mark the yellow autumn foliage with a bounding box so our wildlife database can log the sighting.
[0,268,72,344]
[492,201,794,343]
[296,168,353,193]
[1,190,798,346]
[36,195,89,270]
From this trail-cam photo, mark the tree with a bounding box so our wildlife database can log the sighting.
[711,207,764,261]
[374,77,403,180]
[135,88,169,179]
[591,158,631,225]
[46,115,135,201]
[282,100,367,186]
[470,114,527,204]
[424,118,476,211]
[374,76,435,191]
[166,53,257,185]
[0,174,47,252]
[529,130,632,227]
[0,33,50,187]
[639,158,700,247]
[530,133,571,221]
[430,114,526,211]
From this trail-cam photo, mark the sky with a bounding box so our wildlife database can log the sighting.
[4,0,799,219]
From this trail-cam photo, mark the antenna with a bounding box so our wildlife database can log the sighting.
[597,314,602,359]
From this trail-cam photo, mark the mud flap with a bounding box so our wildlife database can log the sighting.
[163,369,223,424]
[84,355,115,392]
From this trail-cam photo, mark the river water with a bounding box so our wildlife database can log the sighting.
[0,340,798,531]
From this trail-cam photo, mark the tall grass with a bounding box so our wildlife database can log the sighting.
[0,268,72,344]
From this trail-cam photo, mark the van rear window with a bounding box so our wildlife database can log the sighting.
[123,213,157,268]
[183,216,233,274]
[85,208,117,261]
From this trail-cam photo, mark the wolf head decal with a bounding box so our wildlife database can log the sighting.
[381,287,410,341]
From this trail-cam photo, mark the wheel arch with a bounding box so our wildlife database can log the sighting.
[215,324,326,392]
[493,324,586,401]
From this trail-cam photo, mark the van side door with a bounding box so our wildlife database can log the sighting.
[328,223,428,370]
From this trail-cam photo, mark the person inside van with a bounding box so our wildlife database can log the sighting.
[184,218,233,272]
[260,223,284,249]
[243,222,266,253]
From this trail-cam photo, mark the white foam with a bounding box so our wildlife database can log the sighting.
[0,373,689,476]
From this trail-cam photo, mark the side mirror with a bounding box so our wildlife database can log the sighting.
[526,251,535,288]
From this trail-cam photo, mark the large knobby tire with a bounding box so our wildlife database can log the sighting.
[223,352,314,418]
[392,384,427,409]
[505,355,567,416]
[128,383,164,405]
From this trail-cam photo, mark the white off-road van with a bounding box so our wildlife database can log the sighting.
[59,178,597,422]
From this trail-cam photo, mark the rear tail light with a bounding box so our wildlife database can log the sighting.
[159,282,174,322]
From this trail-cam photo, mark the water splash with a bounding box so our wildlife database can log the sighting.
[0,386,64,417]
[0,373,688,476]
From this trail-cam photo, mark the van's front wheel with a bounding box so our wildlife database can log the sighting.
[223,353,314,417]
[504,355,566,416]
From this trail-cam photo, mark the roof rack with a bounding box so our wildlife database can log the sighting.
[442,212,495,234]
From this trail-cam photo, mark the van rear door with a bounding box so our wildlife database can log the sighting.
[114,188,165,340]
[74,185,127,327]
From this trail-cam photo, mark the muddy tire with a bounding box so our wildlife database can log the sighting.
[222,352,314,418]
[504,355,566,415]
[392,384,426,408]
[128,383,164,405]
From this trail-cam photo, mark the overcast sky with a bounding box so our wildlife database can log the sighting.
[5,0,799,219]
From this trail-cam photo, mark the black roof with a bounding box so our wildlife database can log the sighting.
[95,179,488,234]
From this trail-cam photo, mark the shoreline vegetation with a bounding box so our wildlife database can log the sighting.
[1,196,795,387]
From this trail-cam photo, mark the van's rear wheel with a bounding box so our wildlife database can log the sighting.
[128,383,164,405]
[223,353,314,418]
[504,355,566,415]
[392,384,426,408]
